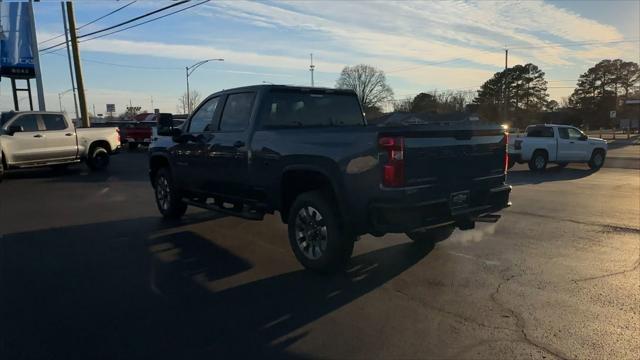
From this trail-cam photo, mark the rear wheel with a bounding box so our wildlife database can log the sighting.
[154,168,187,219]
[528,150,547,171]
[287,190,355,273]
[589,149,605,170]
[406,224,455,244]
[87,145,110,171]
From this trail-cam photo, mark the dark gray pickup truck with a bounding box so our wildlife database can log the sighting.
[149,85,511,272]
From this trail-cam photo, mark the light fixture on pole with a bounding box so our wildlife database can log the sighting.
[309,53,315,87]
[58,88,74,112]
[185,58,224,114]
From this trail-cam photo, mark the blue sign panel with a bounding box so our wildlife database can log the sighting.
[0,2,36,79]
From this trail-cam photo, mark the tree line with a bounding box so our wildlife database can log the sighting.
[335,59,639,128]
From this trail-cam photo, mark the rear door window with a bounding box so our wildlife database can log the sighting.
[42,114,68,131]
[219,92,256,132]
[526,126,554,138]
[261,90,364,128]
[10,114,40,132]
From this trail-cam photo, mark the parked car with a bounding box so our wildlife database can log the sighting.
[0,111,121,174]
[148,85,511,272]
[508,124,608,171]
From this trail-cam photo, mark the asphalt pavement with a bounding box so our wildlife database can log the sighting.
[1,148,638,359]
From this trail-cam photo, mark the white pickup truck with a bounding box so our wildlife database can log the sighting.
[0,111,121,180]
[508,124,607,171]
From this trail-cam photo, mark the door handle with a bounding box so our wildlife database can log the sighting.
[65,133,74,136]
[233,140,245,148]
[33,134,44,138]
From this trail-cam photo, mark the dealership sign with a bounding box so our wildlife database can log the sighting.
[0,2,36,79]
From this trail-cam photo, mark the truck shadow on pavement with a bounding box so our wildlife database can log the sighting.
[3,153,149,183]
[507,165,595,186]
[1,215,433,359]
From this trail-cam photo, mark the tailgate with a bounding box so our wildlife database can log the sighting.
[382,126,507,190]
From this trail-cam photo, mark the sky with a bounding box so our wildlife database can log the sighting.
[1,0,639,116]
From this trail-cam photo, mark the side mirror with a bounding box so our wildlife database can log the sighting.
[579,134,588,141]
[7,125,24,135]
[157,113,175,136]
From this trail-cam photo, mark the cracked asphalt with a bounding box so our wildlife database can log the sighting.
[1,151,638,359]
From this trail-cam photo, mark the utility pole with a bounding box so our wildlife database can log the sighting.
[66,2,90,127]
[503,48,509,124]
[28,0,46,110]
[185,66,190,114]
[309,53,315,87]
[505,49,508,69]
[61,1,80,121]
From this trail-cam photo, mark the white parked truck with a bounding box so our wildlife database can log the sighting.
[0,111,121,179]
[508,124,607,171]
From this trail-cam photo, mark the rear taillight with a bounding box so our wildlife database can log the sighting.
[504,132,509,173]
[514,139,522,150]
[379,136,405,187]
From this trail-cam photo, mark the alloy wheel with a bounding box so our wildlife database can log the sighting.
[294,206,328,260]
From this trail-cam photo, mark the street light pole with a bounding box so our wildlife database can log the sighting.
[58,88,74,112]
[185,58,224,114]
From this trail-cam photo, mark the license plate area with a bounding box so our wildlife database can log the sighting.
[450,190,470,209]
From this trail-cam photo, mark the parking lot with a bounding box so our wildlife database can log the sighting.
[1,146,639,359]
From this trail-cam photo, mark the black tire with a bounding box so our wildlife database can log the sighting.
[588,149,606,170]
[87,145,110,171]
[287,190,355,273]
[406,224,455,244]
[556,162,568,168]
[128,143,139,150]
[528,150,548,171]
[154,167,187,219]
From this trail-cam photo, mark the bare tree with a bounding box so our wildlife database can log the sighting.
[393,97,413,112]
[177,90,202,114]
[336,64,394,112]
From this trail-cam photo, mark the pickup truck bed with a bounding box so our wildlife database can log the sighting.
[149,85,511,272]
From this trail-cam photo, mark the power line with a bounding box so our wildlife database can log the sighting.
[507,38,639,50]
[79,0,209,43]
[39,1,137,46]
[40,0,192,53]
[43,51,181,70]
[78,0,189,39]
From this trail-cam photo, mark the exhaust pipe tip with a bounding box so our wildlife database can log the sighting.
[456,218,475,230]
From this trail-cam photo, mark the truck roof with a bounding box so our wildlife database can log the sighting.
[207,84,357,97]
[527,124,574,128]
